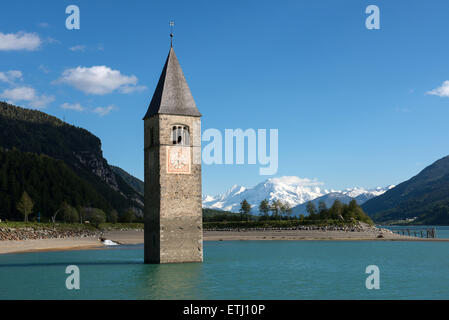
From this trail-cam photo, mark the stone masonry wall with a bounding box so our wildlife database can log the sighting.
[144,114,203,263]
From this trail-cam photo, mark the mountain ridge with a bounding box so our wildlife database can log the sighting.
[362,155,449,223]
[203,176,393,215]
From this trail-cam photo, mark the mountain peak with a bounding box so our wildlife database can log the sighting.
[203,176,391,214]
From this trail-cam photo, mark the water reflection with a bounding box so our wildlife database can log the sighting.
[135,262,204,299]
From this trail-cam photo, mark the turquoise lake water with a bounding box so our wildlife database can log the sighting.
[1,237,449,300]
[382,225,449,239]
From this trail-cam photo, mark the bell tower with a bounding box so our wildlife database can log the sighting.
[143,41,203,264]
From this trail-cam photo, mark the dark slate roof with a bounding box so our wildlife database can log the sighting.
[143,47,201,119]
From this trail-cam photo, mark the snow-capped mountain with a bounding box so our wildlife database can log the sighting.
[290,185,395,216]
[202,176,394,215]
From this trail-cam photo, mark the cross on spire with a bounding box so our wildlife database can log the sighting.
[170,21,174,47]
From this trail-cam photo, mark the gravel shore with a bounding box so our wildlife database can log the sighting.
[0,226,103,241]
[1,226,446,255]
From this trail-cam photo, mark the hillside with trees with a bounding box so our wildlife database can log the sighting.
[362,155,449,224]
[0,102,142,222]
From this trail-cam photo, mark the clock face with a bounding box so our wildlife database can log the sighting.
[167,146,191,174]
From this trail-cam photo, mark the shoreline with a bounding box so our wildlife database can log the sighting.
[1,229,448,255]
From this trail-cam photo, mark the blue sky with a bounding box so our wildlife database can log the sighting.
[1,0,449,195]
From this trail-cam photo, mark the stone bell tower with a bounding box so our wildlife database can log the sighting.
[143,41,203,264]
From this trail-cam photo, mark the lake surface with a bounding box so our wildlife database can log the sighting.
[1,238,449,299]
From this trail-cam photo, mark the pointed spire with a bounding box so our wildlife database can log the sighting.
[143,47,201,119]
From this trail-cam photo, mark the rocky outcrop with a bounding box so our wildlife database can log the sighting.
[74,151,119,191]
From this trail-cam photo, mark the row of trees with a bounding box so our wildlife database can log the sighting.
[304,199,373,224]
[14,190,139,226]
[232,198,372,224]
[237,199,293,221]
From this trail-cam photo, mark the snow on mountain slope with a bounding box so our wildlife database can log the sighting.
[203,176,326,213]
[203,176,394,214]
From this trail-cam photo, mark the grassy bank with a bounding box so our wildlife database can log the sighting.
[1,220,369,232]
[0,221,143,231]
[203,219,366,230]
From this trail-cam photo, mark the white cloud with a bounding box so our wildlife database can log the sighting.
[69,45,86,52]
[93,105,117,116]
[0,86,54,109]
[61,102,84,112]
[427,80,449,97]
[0,70,23,84]
[56,66,144,95]
[0,32,41,51]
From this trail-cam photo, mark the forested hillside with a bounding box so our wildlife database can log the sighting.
[0,102,143,221]
[363,155,449,224]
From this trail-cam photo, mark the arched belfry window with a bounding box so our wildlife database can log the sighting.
[172,125,190,146]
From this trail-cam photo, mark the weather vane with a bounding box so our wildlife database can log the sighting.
[170,20,175,47]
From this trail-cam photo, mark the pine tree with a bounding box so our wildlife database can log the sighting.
[239,199,251,221]
[270,200,283,220]
[306,202,317,217]
[259,199,270,218]
[318,201,328,219]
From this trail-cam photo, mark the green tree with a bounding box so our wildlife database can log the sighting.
[329,200,344,220]
[318,201,328,219]
[239,199,251,221]
[259,199,270,218]
[123,209,135,223]
[85,208,106,228]
[110,209,119,224]
[306,202,317,217]
[280,202,292,219]
[270,200,283,220]
[16,191,33,222]
[62,203,79,223]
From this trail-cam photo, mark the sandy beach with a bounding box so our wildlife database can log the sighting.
[1,228,448,255]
